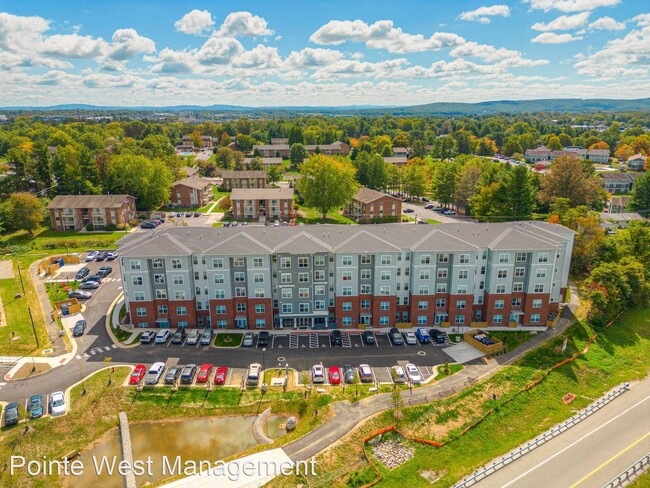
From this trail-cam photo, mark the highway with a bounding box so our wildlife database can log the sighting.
[473,375,650,488]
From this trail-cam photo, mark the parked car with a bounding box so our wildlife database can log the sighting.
[404,331,418,345]
[424,204,435,209]
[257,331,270,347]
[416,219,429,224]
[328,366,341,385]
[200,328,212,345]
[223,222,231,228]
[28,395,44,419]
[140,221,156,229]
[344,364,355,384]
[78,281,100,290]
[242,332,255,347]
[82,274,102,283]
[193,212,201,217]
[246,363,262,386]
[49,391,67,416]
[416,328,431,343]
[164,366,182,384]
[429,329,446,344]
[403,208,415,213]
[186,329,200,345]
[312,365,325,384]
[358,364,374,383]
[154,330,171,344]
[68,290,92,300]
[434,207,446,212]
[391,366,406,383]
[330,329,342,346]
[168,211,176,218]
[362,330,375,345]
[97,266,113,277]
[185,211,192,217]
[106,251,118,260]
[95,251,108,261]
[213,366,228,385]
[389,327,404,345]
[422,197,430,202]
[196,363,214,383]
[180,364,197,384]
[231,221,238,227]
[144,362,166,385]
[405,364,422,384]
[140,331,156,344]
[171,328,187,344]
[4,401,20,425]
[72,320,86,336]
[85,251,98,262]
[75,267,90,280]
[443,210,456,215]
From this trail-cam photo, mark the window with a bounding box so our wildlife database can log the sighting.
[479,281,485,290]
[132,276,143,286]
[456,300,466,310]
[418,316,427,325]
[130,260,141,270]
[281,304,292,313]
[174,291,185,300]
[235,287,246,297]
[380,271,391,281]
[171,259,182,269]
[253,257,263,268]
[314,270,325,281]
[516,252,527,262]
[380,301,390,310]
[360,299,370,309]
[134,291,145,301]
[315,300,326,311]
[297,257,309,268]
[532,299,543,308]
[418,285,429,295]
[419,270,430,280]
[531,313,541,323]
[496,284,506,294]
[236,303,246,312]
[499,253,509,264]
[458,270,469,279]
[538,253,549,263]
[314,285,325,295]
[342,271,352,281]
[438,254,449,263]
[233,257,245,267]
[476,295,484,304]
[298,272,309,283]
[360,255,371,264]
[176,306,186,316]
[515,268,525,278]
[256,319,266,328]
[216,305,226,314]
[253,273,264,283]
[436,283,448,293]
[455,315,465,325]
[420,255,431,265]
[173,275,184,285]
[418,301,428,310]
[254,289,265,298]
[380,286,390,295]
[314,255,325,266]
[379,316,389,325]
[342,256,353,266]
[481,266,486,275]
[157,305,168,314]
[512,298,521,307]
[212,258,223,268]
[153,274,165,284]
[536,269,547,278]
[136,308,147,317]
[342,287,352,296]
[214,289,225,299]
[494,300,504,309]
[459,254,469,264]
[152,259,163,268]
[361,269,371,280]
[381,255,391,265]
[360,284,371,294]
[214,274,225,284]
[342,317,352,326]
[155,289,167,299]
[280,273,291,284]
[457,285,468,294]
[216,320,227,328]
[513,283,524,292]
[436,298,446,308]
[493,314,503,324]
[437,269,448,279]
[534,284,545,293]
[342,302,352,311]
[497,270,508,279]
[234,272,245,282]
[299,288,309,298]
[281,257,291,268]
[281,288,292,298]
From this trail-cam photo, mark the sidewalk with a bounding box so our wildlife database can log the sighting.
[28,257,67,356]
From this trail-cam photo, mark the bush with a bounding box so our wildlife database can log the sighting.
[105,224,117,231]
[85,223,94,231]
[129,219,140,227]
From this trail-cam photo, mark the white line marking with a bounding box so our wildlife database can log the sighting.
[75,355,82,360]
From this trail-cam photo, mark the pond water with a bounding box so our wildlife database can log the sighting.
[69,415,286,488]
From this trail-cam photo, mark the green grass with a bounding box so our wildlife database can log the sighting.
[435,363,464,380]
[214,332,243,347]
[45,281,79,303]
[0,226,122,251]
[628,471,650,487]
[489,331,537,352]
[297,206,357,225]
[212,187,230,199]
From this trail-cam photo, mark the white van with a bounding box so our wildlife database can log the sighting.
[246,363,262,386]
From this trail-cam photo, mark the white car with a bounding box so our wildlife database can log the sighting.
[144,362,166,385]
[391,366,406,384]
[85,251,98,261]
[404,331,418,345]
[169,211,176,217]
[49,391,67,416]
[154,330,171,344]
[405,363,422,384]
[312,365,325,384]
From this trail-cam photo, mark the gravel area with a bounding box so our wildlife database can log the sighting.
[372,440,414,469]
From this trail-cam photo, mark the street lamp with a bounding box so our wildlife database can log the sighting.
[262,347,266,371]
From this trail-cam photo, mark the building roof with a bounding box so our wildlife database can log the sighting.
[118,221,573,257]
[393,147,409,154]
[352,187,401,204]
[628,153,647,161]
[47,194,134,210]
[221,170,267,179]
[180,166,199,177]
[230,187,293,200]
[600,212,645,222]
[600,172,635,181]
[383,156,408,165]
[172,176,212,190]
[243,157,283,166]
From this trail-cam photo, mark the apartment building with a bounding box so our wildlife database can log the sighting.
[627,154,647,171]
[47,194,136,231]
[525,146,610,164]
[253,141,351,158]
[170,176,212,208]
[230,188,294,220]
[118,222,574,330]
[599,172,635,194]
[221,170,267,190]
[345,187,402,221]
[243,157,283,169]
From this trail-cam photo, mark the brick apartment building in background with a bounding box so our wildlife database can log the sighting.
[170,176,213,208]
[230,188,294,221]
[118,222,573,330]
[220,170,267,190]
[47,194,136,230]
[345,187,402,221]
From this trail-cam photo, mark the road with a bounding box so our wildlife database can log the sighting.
[473,375,650,488]
[401,201,474,224]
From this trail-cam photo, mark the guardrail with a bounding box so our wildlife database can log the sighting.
[453,383,631,488]
[602,452,650,488]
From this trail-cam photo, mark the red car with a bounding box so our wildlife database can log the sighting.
[213,366,228,385]
[129,364,146,385]
[328,366,341,385]
[196,363,213,383]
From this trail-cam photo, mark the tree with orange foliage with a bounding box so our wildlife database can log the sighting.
[588,141,609,150]
[614,144,635,162]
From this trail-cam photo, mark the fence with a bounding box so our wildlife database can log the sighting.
[602,452,650,488]
[453,383,631,488]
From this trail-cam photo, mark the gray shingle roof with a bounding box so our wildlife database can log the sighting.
[221,170,267,179]
[352,187,400,204]
[47,194,134,210]
[172,176,212,190]
[230,188,293,200]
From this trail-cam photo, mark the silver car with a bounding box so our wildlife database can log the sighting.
[144,362,166,385]
[404,331,418,345]
[186,329,200,345]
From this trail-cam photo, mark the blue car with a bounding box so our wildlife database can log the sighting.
[28,394,44,419]
[416,328,431,344]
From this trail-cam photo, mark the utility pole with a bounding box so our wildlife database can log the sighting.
[17,264,25,294]
[28,308,39,348]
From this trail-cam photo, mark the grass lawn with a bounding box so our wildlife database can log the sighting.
[297,206,356,225]
[45,280,79,303]
[0,226,122,251]
[435,363,464,380]
[214,332,243,347]
[212,187,230,199]
[489,330,537,352]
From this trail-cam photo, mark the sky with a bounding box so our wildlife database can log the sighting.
[0,0,649,107]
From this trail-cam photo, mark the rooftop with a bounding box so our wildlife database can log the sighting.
[600,172,635,181]
[230,187,293,200]
[221,170,267,179]
[172,176,212,190]
[352,187,401,204]
[47,194,134,209]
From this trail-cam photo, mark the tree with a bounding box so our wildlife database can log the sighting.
[476,138,497,156]
[288,126,304,146]
[589,141,609,151]
[538,156,604,208]
[628,172,650,217]
[106,154,172,210]
[614,144,635,162]
[220,132,231,147]
[289,143,307,169]
[432,163,457,207]
[455,163,481,213]
[235,133,255,153]
[472,182,507,219]
[353,152,387,190]
[431,136,457,160]
[191,130,203,148]
[453,129,475,155]
[267,165,282,184]
[410,140,426,159]
[249,157,264,170]
[4,192,44,234]
[402,163,428,199]
[297,155,359,219]
[547,135,562,150]
[504,165,535,219]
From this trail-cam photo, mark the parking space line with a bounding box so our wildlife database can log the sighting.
[309,333,319,349]
[289,334,299,349]
[342,334,352,348]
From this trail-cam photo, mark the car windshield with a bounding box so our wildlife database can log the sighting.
[131,371,141,377]
[52,399,64,407]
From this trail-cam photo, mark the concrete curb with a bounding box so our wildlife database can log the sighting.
[105,292,139,349]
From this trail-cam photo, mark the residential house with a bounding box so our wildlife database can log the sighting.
[345,187,402,221]
[383,156,408,166]
[243,157,283,169]
[47,194,136,231]
[392,147,410,158]
[608,196,630,214]
[221,171,267,190]
[627,154,647,171]
[179,166,199,178]
[271,138,289,144]
[230,188,294,221]
[525,146,610,164]
[253,141,351,158]
[599,172,635,194]
[600,212,645,230]
[181,134,213,149]
[171,176,212,208]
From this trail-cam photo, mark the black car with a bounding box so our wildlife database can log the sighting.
[429,329,446,344]
[140,221,156,229]
[97,266,113,277]
[185,211,192,217]
[389,327,404,345]
[362,330,375,345]
[403,208,415,213]
[95,251,108,261]
[75,267,90,280]
[344,364,355,384]
[257,331,270,347]
[72,320,87,336]
[164,366,182,384]
[171,329,187,344]
[193,212,201,217]
[83,274,102,283]
[4,401,20,426]
[330,329,342,346]
[180,364,197,384]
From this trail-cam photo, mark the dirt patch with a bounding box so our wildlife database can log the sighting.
[420,470,444,483]
[11,362,52,380]
[0,260,14,279]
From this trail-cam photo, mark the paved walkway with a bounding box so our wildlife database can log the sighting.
[29,257,67,356]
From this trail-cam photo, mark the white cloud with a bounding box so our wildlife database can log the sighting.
[174,9,215,36]
[284,48,343,68]
[524,0,620,12]
[531,32,583,43]
[106,29,155,61]
[41,34,108,58]
[587,16,625,31]
[231,45,281,69]
[310,19,465,53]
[217,12,273,37]
[449,41,548,66]
[459,5,510,24]
[195,36,244,65]
[632,14,650,27]
[532,12,590,31]
[0,12,49,52]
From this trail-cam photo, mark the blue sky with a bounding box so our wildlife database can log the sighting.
[0,0,648,106]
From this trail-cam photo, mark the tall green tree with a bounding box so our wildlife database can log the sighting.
[288,126,304,146]
[353,152,387,190]
[628,172,650,217]
[289,143,307,169]
[504,165,534,219]
[402,163,428,199]
[538,156,605,208]
[106,154,173,210]
[4,192,44,234]
[432,162,457,207]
